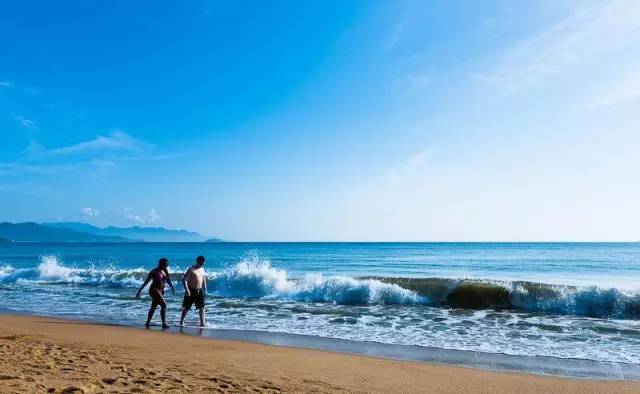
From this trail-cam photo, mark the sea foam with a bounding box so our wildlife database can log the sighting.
[1,255,638,317]
[208,259,425,305]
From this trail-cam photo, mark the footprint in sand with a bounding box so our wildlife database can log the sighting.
[60,386,84,393]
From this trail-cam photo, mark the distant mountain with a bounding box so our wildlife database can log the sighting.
[0,222,132,242]
[205,238,224,243]
[43,222,99,234]
[44,222,212,242]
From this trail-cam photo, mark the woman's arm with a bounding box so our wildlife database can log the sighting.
[136,272,152,298]
[165,269,176,294]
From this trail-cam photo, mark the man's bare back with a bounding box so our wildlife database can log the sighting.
[184,266,205,289]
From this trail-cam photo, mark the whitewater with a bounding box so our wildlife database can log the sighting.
[0,242,639,365]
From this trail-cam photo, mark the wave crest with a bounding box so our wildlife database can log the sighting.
[208,259,425,305]
[377,277,640,319]
[0,255,147,287]
[1,256,639,317]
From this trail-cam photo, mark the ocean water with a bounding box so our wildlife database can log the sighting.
[1,242,639,366]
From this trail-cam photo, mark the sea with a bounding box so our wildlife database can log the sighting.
[1,242,639,377]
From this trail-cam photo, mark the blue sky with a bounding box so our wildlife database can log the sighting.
[1,1,639,241]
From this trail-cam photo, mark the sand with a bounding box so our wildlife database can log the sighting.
[0,314,638,393]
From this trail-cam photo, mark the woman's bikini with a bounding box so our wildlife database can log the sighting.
[149,269,166,300]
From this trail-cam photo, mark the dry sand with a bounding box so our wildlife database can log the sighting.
[0,314,638,393]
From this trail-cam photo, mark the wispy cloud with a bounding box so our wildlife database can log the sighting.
[0,130,156,176]
[12,114,39,131]
[0,162,75,176]
[124,208,160,225]
[52,130,152,156]
[476,0,640,94]
[396,73,431,94]
[81,207,100,218]
[0,181,41,194]
[1,80,42,95]
[383,21,404,52]
[589,70,640,109]
[389,149,434,182]
[24,139,47,159]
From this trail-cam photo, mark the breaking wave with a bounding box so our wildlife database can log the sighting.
[1,256,638,318]
[0,256,147,287]
[0,256,424,305]
[208,260,424,304]
[377,277,640,319]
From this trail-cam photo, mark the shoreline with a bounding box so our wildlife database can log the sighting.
[1,313,639,393]
[5,310,639,380]
[5,309,640,381]
[167,325,640,380]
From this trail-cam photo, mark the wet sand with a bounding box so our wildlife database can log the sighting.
[0,313,638,393]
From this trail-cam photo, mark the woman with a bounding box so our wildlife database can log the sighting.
[136,257,175,328]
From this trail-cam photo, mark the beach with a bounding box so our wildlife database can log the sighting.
[4,0,638,391]
[0,314,638,393]
[2,243,640,366]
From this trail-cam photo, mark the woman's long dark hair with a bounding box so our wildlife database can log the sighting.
[157,257,169,273]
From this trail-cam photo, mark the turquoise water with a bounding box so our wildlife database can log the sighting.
[1,242,639,364]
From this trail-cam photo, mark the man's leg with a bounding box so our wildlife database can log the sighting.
[180,293,194,326]
[198,307,206,327]
[180,308,189,326]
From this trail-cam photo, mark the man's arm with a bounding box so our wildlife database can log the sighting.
[202,271,207,296]
[183,268,191,296]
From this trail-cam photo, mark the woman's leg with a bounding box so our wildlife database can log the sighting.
[146,299,158,327]
[157,293,169,328]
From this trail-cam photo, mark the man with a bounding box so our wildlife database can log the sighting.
[179,255,207,327]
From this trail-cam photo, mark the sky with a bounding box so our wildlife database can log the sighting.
[1,0,639,241]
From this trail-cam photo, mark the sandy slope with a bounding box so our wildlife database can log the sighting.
[0,314,638,393]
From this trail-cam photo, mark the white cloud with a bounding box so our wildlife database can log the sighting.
[477,0,640,93]
[24,139,46,159]
[12,114,39,131]
[81,207,100,218]
[396,73,431,94]
[52,130,151,156]
[383,21,404,51]
[148,208,160,223]
[0,130,155,176]
[124,208,161,225]
[0,162,75,175]
[389,149,434,182]
[589,70,640,109]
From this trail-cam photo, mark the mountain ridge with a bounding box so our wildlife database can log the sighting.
[0,222,221,243]
[0,222,132,242]
[43,222,214,242]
